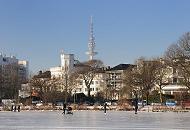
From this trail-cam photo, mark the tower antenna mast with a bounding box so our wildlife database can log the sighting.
[86,16,97,60]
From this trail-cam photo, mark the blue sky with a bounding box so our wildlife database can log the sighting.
[1,0,190,73]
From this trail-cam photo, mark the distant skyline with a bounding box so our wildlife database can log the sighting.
[1,0,190,73]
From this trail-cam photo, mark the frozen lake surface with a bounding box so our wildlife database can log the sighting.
[0,110,190,130]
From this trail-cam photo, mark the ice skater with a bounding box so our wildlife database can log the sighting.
[133,91,138,114]
[14,105,16,112]
[17,105,20,112]
[133,97,138,114]
[103,102,109,115]
[62,103,67,115]
[134,102,138,114]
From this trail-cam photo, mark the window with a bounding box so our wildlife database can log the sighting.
[173,68,177,74]
[173,78,177,83]
[79,81,83,85]
[91,81,94,85]
[3,58,6,62]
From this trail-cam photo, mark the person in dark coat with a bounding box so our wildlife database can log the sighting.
[17,105,20,112]
[104,102,108,114]
[62,103,67,114]
[133,91,138,114]
[134,98,138,114]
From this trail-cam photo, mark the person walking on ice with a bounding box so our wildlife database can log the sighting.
[62,103,67,115]
[103,102,110,115]
[133,91,138,114]
[17,105,20,112]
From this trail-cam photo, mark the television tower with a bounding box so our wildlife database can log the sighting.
[86,16,97,60]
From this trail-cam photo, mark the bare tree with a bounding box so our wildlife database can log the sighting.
[30,77,47,102]
[165,32,190,90]
[60,69,79,103]
[153,58,169,103]
[0,63,20,100]
[78,60,104,98]
[134,58,159,104]
[122,65,137,99]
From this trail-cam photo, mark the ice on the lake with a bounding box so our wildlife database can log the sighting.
[0,111,190,130]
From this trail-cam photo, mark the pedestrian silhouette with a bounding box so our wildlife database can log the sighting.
[103,102,110,115]
[62,103,66,114]
[14,106,16,112]
[134,98,138,114]
[17,105,20,112]
[133,91,138,114]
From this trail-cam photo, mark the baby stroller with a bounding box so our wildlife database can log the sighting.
[67,107,73,115]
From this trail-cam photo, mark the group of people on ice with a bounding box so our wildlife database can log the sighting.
[11,105,21,112]
[62,101,138,115]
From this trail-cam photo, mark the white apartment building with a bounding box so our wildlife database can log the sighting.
[137,59,188,95]
[50,51,105,96]
[18,60,29,83]
[19,83,31,98]
[50,52,74,78]
[74,72,106,96]
[106,64,135,100]
[50,66,62,79]
[161,66,188,95]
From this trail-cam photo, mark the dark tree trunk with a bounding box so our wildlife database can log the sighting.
[87,87,90,98]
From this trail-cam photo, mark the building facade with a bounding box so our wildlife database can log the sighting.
[0,54,29,99]
[137,58,189,96]
[50,52,75,78]
[161,65,188,95]
[106,64,135,100]
[74,71,106,96]
[18,60,29,83]
[50,51,106,96]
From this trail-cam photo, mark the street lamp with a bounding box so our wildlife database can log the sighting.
[74,89,76,104]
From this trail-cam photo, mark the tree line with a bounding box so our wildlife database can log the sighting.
[122,32,190,104]
[2,32,190,105]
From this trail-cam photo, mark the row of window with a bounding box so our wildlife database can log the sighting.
[79,80,99,85]
[85,88,99,92]
[73,88,100,93]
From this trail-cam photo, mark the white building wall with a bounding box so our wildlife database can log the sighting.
[49,52,75,78]
[50,67,62,78]
[73,73,105,96]
[50,51,105,96]
[18,60,29,82]
[60,53,74,72]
